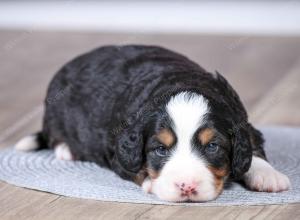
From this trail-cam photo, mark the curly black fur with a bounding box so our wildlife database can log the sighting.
[40,45,266,181]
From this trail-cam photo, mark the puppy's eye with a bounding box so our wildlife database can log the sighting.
[155,145,169,157]
[206,143,219,153]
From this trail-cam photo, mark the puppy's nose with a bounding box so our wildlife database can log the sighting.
[175,181,198,196]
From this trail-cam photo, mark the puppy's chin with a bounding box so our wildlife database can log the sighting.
[153,180,220,202]
[142,174,222,202]
[141,145,227,202]
[142,156,225,202]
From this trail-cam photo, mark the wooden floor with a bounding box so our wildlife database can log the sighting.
[0,30,300,219]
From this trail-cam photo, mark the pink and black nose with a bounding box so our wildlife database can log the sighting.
[175,182,198,197]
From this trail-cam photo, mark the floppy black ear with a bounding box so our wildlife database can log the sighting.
[111,124,145,180]
[231,123,253,180]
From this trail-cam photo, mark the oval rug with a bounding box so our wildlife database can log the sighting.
[0,126,299,206]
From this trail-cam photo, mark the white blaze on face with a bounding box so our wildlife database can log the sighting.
[149,92,218,202]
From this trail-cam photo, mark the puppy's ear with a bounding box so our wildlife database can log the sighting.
[214,71,253,179]
[111,124,145,180]
[230,123,253,179]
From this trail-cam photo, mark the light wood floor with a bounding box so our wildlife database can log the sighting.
[0,30,300,220]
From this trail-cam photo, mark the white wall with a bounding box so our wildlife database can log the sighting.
[0,1,300,35]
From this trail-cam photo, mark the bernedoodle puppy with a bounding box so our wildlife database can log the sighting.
[15,45,290,202]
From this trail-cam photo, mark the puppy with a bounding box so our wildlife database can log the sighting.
[15,45,291,202]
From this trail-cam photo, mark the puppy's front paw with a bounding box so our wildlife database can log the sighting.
[54,143,73,161]
[243,156,291,192]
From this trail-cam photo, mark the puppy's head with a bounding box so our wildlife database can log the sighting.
[113,91,252,202]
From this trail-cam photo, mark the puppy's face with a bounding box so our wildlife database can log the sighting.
[143,92,231,202]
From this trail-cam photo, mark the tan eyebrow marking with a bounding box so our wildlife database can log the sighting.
[198,128,215,145]
[156,128,175,148]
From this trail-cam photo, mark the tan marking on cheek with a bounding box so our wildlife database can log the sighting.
[208,166,228,178]
[208,166,229,194]
[134,167,161,186]
[133,168,147,186]
[214,177,224,194]
[157,128,174,148]
[147,168,160,180]
[198,128,215,145]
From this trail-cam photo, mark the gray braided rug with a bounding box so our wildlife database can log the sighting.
[0,126,299,206]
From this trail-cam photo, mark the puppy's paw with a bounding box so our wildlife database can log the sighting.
[54,143,73,161]
[243,156,291,192]
[15,135,39,151]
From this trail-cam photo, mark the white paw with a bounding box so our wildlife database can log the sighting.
[244,156,291,192]
[54,143,73,161]
[15,135,39,151]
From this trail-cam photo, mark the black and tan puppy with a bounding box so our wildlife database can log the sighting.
[16,45,290,202]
